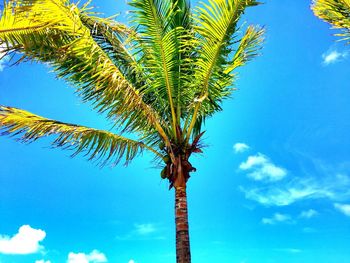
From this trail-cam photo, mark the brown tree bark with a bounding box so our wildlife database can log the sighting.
[175,186,191,263]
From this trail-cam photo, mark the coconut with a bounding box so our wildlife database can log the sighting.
[160,167,167,179]
[162,155,170,163]
[159,141,165,150]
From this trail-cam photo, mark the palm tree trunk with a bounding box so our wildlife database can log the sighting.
[175,186,191,263]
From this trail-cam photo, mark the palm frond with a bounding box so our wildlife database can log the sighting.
[312,0,350,41]
[170,0,196,123]
[170,0,191,29]
[78,12,144,88]
[0,0,169,144]
[224,25,264,74]
[130,0,183,138]
[185,0,261,140]
[0,106,161,165]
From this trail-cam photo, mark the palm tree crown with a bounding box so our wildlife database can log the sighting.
[0,0,263,262]
[0,0,263,174]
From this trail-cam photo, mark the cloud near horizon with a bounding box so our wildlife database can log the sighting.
[67,250,107,263]
[0,225,46,255]
[239,153,287,182]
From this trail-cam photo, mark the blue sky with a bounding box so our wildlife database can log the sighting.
[1,1,350,263]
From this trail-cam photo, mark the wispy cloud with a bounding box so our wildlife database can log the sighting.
[0,225,46,255]
[233,143,250,153]
[67,250,107,263]
[299,209,318,219]
[334,203,350,217]
[322,49,348,65]
[241,173,350,206]
[262,213,292,225]
[35,260,51,263]
[128,260,136,263]
[239,153,287,182]
[134,223,156,235]
[116,223,164,240]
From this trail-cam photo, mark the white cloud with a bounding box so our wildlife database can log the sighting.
[0,225,46,255]
[248,164,286,181]
[134,223,156,235]
[67,250,107,263]
[299,209,318,219]
[262,213,292,225]
[128,260,135,263]
[233,143,250,153]
[322,49,348,65]
[239,154,268,170]
[334,203,350,216]
[241,174,350,206]
[0,43,10,72]
[35,260,51,263]
[239,153,287,182]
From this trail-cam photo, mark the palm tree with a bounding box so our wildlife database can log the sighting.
[0,0,263,262]
[312,0,350,41]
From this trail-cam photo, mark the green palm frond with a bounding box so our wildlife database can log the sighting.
[170,0,196,123]
[185,0,261,140]
[0,106,161,165]
[0,0,169,143]
[312,0,350,41]
[130,0,191,138]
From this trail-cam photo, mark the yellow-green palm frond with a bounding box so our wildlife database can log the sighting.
[78,12,144,89]
[225,25,265,74]
[312,0,350,41]
[185,0,262,139]
[0,106,161,165]
[0,0,168,142]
